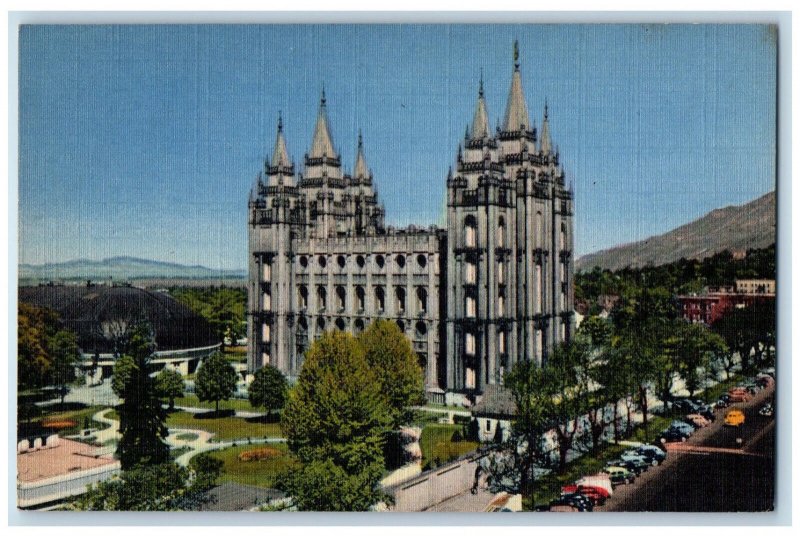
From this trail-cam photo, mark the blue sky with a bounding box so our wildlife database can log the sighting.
[18,24,776,270]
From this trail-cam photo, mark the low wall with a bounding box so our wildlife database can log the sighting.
[385,451,485,512]
[17,463,121,508]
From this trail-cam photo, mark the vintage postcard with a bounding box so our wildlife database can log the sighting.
[15,22,777,513]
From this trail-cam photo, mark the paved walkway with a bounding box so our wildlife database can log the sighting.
[423,487,496,512]
[173,405,264,419]
[85,408,286,467]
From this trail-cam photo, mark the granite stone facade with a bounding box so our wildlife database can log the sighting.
[248,45,574,400]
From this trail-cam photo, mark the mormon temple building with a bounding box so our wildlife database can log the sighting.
[247,44,575,404]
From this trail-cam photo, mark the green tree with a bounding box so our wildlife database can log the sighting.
[111,355,136,399]
[357,319,425,428]
[248,364,287,420]
[188,453,224,492]
[115,323,171,470]
[48,329,82,406]
[17,303,61,390]
[578,315,613,347]
[195,353,238,414]
[155,368,186,410]
[280,331,391,510]
[171,287,246,353]
[669,321,728,396]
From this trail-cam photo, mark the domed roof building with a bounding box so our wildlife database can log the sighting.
[19,283,220,380]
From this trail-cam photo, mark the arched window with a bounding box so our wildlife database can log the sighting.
[375,255,385,269]
[464,215,477,247]
[416,254,427,269]
[497,216,505,248]
[396,255,406,269]
[396,320,405,332]
[318,255,327,268]
[299,255,308,268]
[355,286,365,311]
[375,286,386,312]
[356,255,365,268]
[416,287,428,313]
[497,294,505,316]
[298,285,308,310]
[317,317,326,331]
[297,316,308,333]
[415,321,427,338]
[317,286,327,311]
[262,262,271,282]
[335,286,346,311]
[337,255,346,269]
[354,319,365,333]
[335,318,346,331]
[396,287,406,313]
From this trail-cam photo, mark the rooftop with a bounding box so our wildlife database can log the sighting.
[17,438,118,483]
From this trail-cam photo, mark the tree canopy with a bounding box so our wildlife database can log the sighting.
[155,368,186,410]
[195,353,238,414]
[248,364,287,418]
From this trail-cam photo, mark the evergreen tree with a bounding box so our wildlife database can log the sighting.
[155,368,186,410]
[115,323,170,470]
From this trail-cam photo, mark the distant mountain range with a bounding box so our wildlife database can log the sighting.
[19,256,246,282]
[576,191,776,272]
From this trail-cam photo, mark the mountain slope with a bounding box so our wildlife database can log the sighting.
[576,191,776,272]
[19,256,246,281]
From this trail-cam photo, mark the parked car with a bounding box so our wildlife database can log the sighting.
[758,403,774,417]
[623,449,660,467]
[550,495,592,512]
[603,466,636,486]
[635,445,667,464]
[724,409,746,427]
[558,493,594,511]
[669,420,696,434]
[743,382,762,395]
[575,475,613,497]
[671,399,701,413]
[561,484,610,505]
[658,428,690,443]
[686,414,711,428]
[697,407,716,421]
[606,458,645,476]
[715,399,730,410]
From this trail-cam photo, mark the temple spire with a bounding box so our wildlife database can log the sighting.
[354,129,369,179]
[502,41,530,132]
[271,111,291,168]
[540,100,552,154]
[310,87,336,158]
[470,74,490,139]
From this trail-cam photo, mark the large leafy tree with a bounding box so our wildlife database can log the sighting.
[669,320,728,396]
[248,364,287,419]
[357,319,425,428]
[17,302,73,391]
[115,323,171,470]
[281,330,391,510]
[171,287,246,352]
[155,368,186,410]
[485,361,553,496]
[195,353,238,414]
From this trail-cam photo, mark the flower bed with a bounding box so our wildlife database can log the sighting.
[41,419,78,429]
[237,447,281,462]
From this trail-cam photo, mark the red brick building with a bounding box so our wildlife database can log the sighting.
[678,279,775,325]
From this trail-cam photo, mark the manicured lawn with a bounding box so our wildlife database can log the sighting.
[165,411,282,441]
[175,432,199,441]
[173,395,259,413]
[205,443,298,489]
[419,424,479,469]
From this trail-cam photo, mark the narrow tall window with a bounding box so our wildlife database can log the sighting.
[499,331,506,354]
[298,286,308,310]
[396,287,406,313]
[262,291,271,311]
[465,260,477,284]
[535,264,543,313]
[497,217,505,248]
[375,286,385,312]
[417,287,428,313]
[336,286,346,311]
[262,263,271,282]
[498,295,505,316]
[465,215,477,247]
[465,367,476,389]
[497,261,504,284]
[317,286,327,311]
[356,286,365,311]
[560,222,567,251]
[465,332,476,355]
[262,323,270,343]
[466,296,476,318]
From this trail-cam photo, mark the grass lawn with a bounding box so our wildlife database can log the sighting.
[173,395,259,413]
[175,432,199,441]
[419,424,479,469]
[206,443,298,489]
[165,411,282,441]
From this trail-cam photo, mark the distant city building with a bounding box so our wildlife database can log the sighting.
[678,279,776,325]
[19,283,220,382]
[247,44,575,401]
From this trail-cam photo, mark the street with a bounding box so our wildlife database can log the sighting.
[599,384,775,512]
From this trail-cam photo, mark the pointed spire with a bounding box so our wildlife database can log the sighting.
[354,129,369,179]
[502,41,530,132]
[470,75,490,140]
[540,100,552,154]
[310,87,336,158]
[271,111,291,168]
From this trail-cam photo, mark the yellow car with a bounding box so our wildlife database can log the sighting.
[724,409,745,427]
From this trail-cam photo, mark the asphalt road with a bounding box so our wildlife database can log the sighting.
[598,384,775,512]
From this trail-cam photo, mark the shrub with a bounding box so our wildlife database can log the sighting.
[451,429,463,442]
[453,415,471,425]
